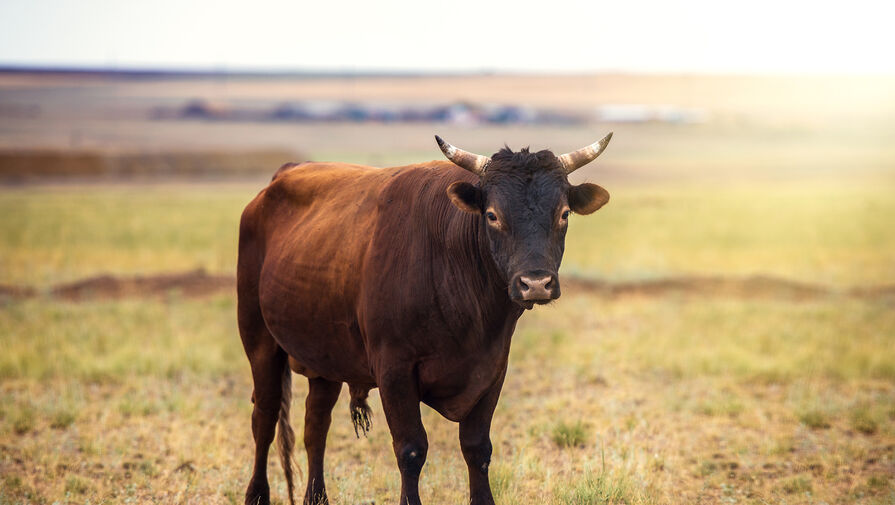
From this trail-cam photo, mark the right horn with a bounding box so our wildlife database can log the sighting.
[435,135,491,175]
[557,132,613,174]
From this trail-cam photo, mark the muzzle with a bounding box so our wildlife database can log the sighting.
[509,269,560,308]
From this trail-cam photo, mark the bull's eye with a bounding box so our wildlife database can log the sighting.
[486,211,498,222]
[561,210,570,220]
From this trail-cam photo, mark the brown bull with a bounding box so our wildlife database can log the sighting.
[238,133,613,505]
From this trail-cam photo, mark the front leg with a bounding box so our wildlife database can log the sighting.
[459,367,507,505]
[379,370,429,505]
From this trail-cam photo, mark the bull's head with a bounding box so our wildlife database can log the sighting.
[437,134,612,309]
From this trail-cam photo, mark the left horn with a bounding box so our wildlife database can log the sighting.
[435,135,491,175]
[557,132,613,174]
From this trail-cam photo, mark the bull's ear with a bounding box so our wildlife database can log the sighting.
[568,183,610,215]
[446,181,482,214]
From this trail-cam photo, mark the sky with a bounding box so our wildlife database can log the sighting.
[1,0,893,74]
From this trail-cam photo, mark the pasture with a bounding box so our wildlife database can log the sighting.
[0,72,894,504]
[1,181,893,504]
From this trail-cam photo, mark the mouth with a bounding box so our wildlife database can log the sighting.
[514,299,552,310]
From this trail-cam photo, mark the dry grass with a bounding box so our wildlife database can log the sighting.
[0,289,893,504]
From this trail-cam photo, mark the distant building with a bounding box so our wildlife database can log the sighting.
[153,98,703,126]
[593,104,708,124]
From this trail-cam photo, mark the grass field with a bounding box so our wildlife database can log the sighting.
[2,180,894,288]
[1,72,894,504]
[1,293,894,504]
[1,178,894,505]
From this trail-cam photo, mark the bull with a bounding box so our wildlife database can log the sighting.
[237,133,613,505]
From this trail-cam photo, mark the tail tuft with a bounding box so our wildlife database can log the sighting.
[277,365,297,505]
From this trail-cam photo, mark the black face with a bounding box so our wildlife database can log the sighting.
[480,159,569,308]
[447,148,610,309]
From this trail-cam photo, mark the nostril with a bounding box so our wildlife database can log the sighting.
[544,277,554,291]
[517,278,530,292]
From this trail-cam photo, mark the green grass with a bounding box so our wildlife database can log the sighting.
[782,475,813,495]
[0,186,252,286]
[551,420,590,448]
[564,181,895,287]
[520,296,895,383]
[799,409,832,430]
[850,405,880,435]
[0,295,242,381]
[553,467,646,505]
[693,394,744,418]
[9,405,35,435]
[2,180,894,287]
[48,408,76,430]
[64,475,91,495]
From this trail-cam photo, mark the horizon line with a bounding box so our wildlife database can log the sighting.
[2,63,894,79]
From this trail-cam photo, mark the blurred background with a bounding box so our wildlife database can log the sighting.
[1,1,893,504]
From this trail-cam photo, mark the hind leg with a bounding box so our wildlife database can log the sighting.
[303,378,342,505]
[243,334,289,505]
[239,274,291,505]
[239,203,298,504]
[243,337,288,505]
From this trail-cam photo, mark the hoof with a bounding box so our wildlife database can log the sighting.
[245,479,270,505]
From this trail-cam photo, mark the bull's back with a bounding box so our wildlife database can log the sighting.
[259,162,393,296]
[241,162,397,382]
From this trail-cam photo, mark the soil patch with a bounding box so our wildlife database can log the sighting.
[0,269,233,302]
[564,275,894,301]
[0,149,302,183]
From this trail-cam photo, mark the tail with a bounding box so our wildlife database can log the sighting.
[277,364,297,505]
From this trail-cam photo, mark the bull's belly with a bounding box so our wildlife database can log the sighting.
[268,318,373,384]
[259,274,373,385]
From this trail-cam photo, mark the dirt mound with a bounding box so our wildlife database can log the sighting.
[51,269,234,301]
[848,284,895,298]
[0,149,302,183]
[564,275,840,301]
[0,284,36,299]
[2,270,892,303]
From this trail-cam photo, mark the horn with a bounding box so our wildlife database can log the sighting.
[557,132,613,174]
[435,135,491,175]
